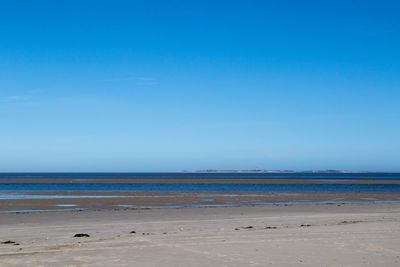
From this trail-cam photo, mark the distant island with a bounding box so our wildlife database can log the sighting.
[181,170,374,173]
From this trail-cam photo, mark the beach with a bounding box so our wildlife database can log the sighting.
[1,173,400,266]
[1,202,400,266]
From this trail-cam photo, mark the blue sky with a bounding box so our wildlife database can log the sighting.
[1,0,399,171]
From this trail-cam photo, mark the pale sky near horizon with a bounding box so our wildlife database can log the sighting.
[1,0,399,172]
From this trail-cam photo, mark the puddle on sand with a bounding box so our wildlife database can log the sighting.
[117,205,134,208]
[0,208,87,214]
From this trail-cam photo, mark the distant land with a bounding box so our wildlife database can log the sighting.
[180,170,391,173]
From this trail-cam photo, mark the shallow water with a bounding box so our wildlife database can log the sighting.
[1,199,400,214]
[1,182,400,193]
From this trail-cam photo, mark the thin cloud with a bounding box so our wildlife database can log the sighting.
[98,77,155,82]
[29,88,47,94]
[136,81,160,86]
[207,121,278,128]
[0,95,32,102]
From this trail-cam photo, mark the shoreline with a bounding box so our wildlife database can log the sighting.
[1,191,399,213]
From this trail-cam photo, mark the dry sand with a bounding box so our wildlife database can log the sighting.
[1,202,400,266]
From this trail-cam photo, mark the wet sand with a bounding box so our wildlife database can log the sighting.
[1,192,400,212]
[1,202,400,266]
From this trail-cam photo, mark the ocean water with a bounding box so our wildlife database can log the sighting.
[0,182,400,193]
[1,172,400,180]
[0,172,400,193]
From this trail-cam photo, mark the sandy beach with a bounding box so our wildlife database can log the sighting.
[1,202,400,266]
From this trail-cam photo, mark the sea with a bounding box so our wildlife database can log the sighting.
[1,173,400,212]
[1,172,400,193]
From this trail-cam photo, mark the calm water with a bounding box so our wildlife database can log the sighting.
[0,183,400,193]
[0,172,400,193]
[1,172,400,180]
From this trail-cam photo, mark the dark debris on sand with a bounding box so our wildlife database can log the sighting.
[1,240,19,245]
[340,220,361,225]
[235,226,254,230]
[73,233,90,237]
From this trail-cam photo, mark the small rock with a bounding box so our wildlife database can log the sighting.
[1,240,16,244]
[73,233,90,238]
[130,231,136,234]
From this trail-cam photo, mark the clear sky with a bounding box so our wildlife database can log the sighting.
[1,0,399,172]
